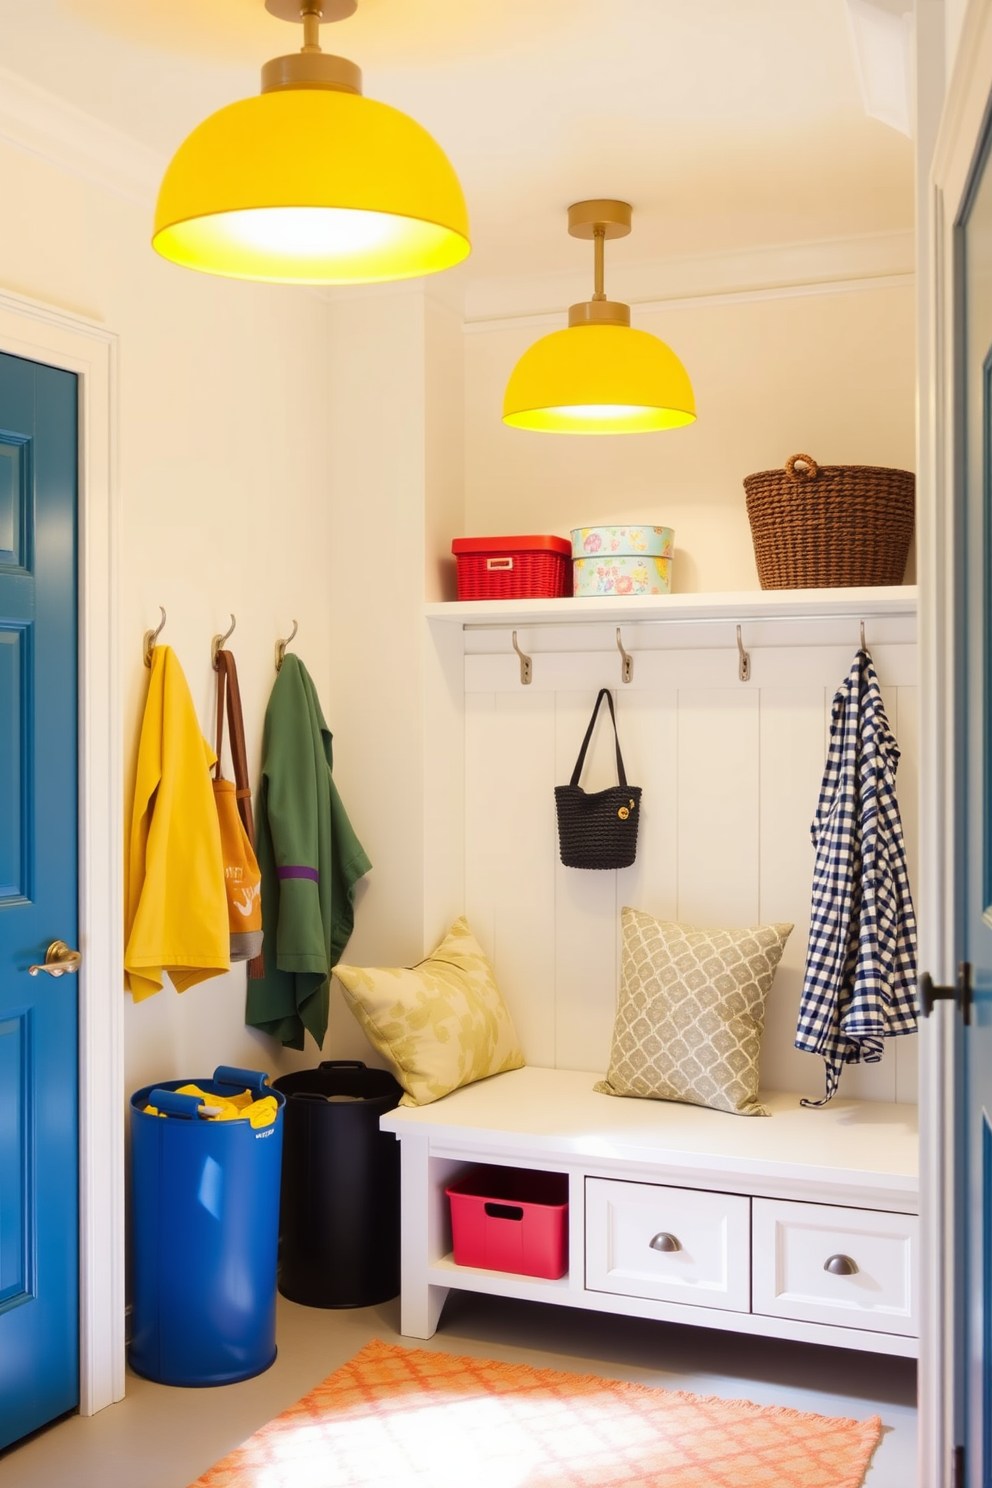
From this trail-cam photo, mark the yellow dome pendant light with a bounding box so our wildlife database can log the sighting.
[152,0,470,285]
[503,200,695,434]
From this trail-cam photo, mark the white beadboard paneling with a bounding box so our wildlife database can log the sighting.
[757,687,824,1095]
[554,691,622,1072]
[677,690,760,926]
[456,630,919,1105]
[465,692,557,1066]
[618,688,680,933]
[464,692,498,959]
[493,693,558,1065]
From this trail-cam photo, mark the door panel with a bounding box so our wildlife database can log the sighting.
[0,351,79,1449]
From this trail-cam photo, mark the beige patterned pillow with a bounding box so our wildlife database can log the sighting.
[334,918,524,1107]
[595,907,793,1117]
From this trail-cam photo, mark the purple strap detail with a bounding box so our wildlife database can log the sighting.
[278,866,319,882]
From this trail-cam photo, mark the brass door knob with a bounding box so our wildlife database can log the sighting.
[28,940,82,977]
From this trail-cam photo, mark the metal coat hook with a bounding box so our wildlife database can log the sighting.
[512,630,532,685]
[860,620,867,653]
[616,627,633,684]
[143,607,166,668]
[736,625,751,683]
[275,619,298,672]
[211,614,237,670]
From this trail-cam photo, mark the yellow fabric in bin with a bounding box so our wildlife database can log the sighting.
[144,1085,278,1128]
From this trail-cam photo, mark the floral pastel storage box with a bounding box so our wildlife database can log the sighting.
[571,525,674,596]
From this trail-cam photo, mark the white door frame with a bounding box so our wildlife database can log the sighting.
[923,2,992,1482]
[0,286,124,1415]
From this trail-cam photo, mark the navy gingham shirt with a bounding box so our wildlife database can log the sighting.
[796,650,918,1105]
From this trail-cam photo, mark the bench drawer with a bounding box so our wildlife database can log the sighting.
[752,1198,918,1336]
[585,1178,750,1311]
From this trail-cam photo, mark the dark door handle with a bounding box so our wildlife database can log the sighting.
[919,963,972,1026]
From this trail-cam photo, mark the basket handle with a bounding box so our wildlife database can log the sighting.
[785,453,819,482]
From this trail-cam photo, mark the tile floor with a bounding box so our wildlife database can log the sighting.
[0,1291,917,1488]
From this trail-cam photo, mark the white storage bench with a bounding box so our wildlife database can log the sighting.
[381,1066,919,1358]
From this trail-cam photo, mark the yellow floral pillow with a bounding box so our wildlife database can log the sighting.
[334,918,524,1106]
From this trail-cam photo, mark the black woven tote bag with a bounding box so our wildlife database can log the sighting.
[555,688,642,870]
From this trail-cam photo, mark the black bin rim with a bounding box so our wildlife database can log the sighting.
[272,1060,402,1110]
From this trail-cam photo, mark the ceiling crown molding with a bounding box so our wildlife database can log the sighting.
[0,64,164,208]
[463,230,915,328]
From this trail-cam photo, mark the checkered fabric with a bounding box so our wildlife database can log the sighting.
[796,649,918,1105]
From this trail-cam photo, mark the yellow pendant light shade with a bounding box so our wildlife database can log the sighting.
[153,1,470,285]
[503,324,695,434]
[502,200,695,435]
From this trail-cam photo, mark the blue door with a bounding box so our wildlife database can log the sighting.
[0,351,79,1448]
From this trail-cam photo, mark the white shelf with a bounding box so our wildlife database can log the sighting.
[428,1253,573,1302]
[425,585,917,628]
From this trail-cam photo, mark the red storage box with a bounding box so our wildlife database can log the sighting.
[451,535,571,600]
[445,1166,569,1279]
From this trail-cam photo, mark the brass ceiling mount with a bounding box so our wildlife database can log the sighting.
[567,199,633,329]
[261,0,363,95]
[264,0,358,21]
[567,199,632,241]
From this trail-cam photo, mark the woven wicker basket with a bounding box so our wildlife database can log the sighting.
[743,453,915,589]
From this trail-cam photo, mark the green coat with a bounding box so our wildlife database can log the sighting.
[246,655,371,1049]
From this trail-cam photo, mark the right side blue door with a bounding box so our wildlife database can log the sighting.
[960,115,992,1488]
[0,351,80,1449]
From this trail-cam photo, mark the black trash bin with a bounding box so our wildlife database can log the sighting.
[272,1060,403,1308]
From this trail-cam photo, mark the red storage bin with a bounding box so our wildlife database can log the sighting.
[445,1166,569,1279]
[451,535,571,600]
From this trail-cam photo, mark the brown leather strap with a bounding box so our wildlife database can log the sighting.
[216,649,266,979]
[214,650,256,848]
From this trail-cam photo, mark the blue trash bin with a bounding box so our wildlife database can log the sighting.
[129,1065,286,1387]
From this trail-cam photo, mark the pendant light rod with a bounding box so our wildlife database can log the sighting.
[566,200,632,329]
[301,5,323,52]
[593,226,606,301]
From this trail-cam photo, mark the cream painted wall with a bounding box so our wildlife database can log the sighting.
[324,288,465,1066]
[463,283,917,591]
[0,137,344,1093]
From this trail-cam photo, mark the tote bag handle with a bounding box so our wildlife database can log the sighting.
[569,688,628,789]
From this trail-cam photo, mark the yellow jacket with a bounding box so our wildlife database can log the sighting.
[124,645,229,1001]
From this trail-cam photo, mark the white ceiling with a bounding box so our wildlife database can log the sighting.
[0,0,914,283]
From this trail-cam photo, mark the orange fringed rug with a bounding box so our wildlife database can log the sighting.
[189,1339,882,1488]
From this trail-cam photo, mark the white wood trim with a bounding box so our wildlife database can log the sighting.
[0,286,124,1415]
[463,275,916,335]
[426,585,918,629]
[924,1,992,1482]
[0,63,162,209]
[463,230,915,327]
[916,2,955,1483]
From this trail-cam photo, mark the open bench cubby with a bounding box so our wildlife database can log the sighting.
[381,1066,919,1358]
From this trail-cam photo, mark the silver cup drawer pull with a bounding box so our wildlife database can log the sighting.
[649,1232,682,1253]
[824,1253,859,1276]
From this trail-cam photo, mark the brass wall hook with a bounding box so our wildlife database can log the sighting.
[616,627,633,684]
[212,614,237,669]
[736,625,751,683]
[511,630,532,685]
[143,607,166,667]
[276,619,299,672]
